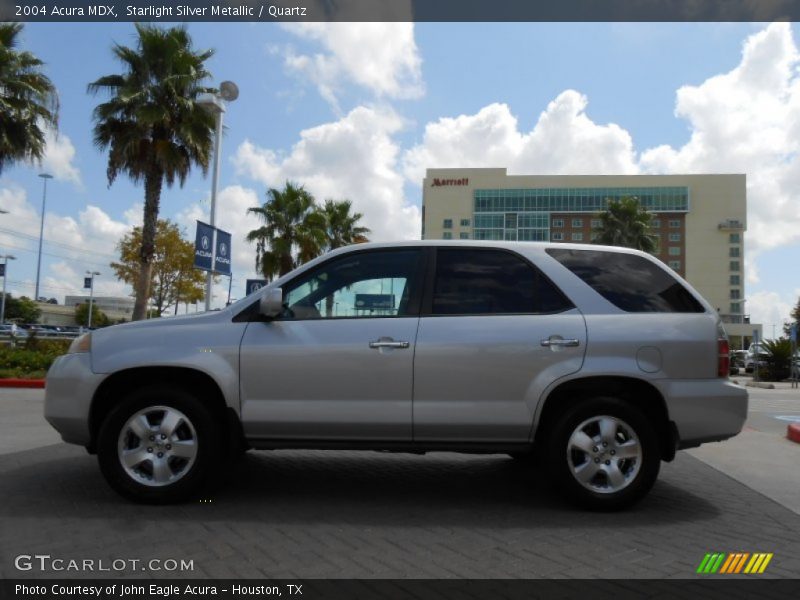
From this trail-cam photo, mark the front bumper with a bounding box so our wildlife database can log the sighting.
[44,353,105,447]
[660,379,749,449]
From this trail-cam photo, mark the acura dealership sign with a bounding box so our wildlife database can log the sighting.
[194,221,232,275]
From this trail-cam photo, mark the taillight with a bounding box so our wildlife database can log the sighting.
[718,338,730,377]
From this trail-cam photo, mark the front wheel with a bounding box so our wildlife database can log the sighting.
[544,397,660,510]
[97,386,223,503]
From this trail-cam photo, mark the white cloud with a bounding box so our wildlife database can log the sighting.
[746,291,794,338]
[282,23,424,109]
[41,128,81,185]
[234,106,420,244]
[402,92,638,182]
[639,23,800,258]
[0,184,131,302]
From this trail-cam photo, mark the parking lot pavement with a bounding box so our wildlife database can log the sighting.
[1,388,799,580]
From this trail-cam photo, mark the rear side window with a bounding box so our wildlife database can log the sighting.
[432,249,573,315]
[546,248,705,313]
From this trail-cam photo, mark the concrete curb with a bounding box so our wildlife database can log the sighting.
[746,381,775,389]
[788,424,800,445]
[0,379,45,389]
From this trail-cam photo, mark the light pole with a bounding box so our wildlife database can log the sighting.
[86,271,100,328]
[35,173,53,302]
[197,80,239,311]
[0,255,16,324]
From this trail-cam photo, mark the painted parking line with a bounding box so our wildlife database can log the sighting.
[772,415,800,422]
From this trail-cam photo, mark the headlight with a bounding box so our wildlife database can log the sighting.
[68,333,92,354]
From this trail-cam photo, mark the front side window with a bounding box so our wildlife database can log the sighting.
[547,248,704,313]
[432,249,572,315]
[281,250,421,319]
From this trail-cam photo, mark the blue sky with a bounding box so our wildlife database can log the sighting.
[0,22,797,330]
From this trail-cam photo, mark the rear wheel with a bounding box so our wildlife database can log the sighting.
[97,385,223,503]
[544,397,660,510]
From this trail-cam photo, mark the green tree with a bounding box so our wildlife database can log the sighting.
[0,23,59,174]
[75,302,111,328]
[592,196,657,252]
[246,181,327,280]
[0,293,41,323]
[89,24,216,321]
[320,199,371,250]
[111,219,206,316]
[783,297,800,336]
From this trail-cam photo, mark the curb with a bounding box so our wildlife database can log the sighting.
[745,381,775,389]
[788,424,800,445]
[0,379,45,389]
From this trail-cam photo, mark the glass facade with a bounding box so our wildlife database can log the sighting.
[473,186,688,242]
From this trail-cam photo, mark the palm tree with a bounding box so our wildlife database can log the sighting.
[592,196,656,252]
[246,182,327,281]
[320,199,370,316]
[88,24,216,321]
[0,23,58,174]
[321,199,370,250]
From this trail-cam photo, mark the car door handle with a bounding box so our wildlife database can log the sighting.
[541,337,580,347]
[369,340,410,349]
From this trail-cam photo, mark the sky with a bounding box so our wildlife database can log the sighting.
[0,21,798,333]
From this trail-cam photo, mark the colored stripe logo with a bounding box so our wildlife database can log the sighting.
[696,552,773,574]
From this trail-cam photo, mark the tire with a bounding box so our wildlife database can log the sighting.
[97,385,223,504]
[544,397,660,510]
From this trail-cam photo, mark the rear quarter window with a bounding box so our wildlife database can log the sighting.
[546,248,705,313]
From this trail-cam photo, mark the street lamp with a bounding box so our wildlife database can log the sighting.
[0,255,16,324]
[35,173,53,302]
[197,80,239,311]
[196,83,238,311]
[85,271,100,328]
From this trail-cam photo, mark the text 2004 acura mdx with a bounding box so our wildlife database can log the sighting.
[45,241,747,509]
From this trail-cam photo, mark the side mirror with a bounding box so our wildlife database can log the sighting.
[259,287,284,318]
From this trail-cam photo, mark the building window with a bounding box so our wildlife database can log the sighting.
[590,232,599,241]
[459,232,469,239]
[668,260,681,270]
[651,219,661,228]
[460,218,471,227]
[730,275,740,286]
[668,247,681,256]
[668,219,681,228]
[443,219,453,229]
[668,233,681,242]
[591,219,601,228]
[730,289,741,300]
[443,232,452,240]
[729,247,740,258]
[552,232,564,241]
[729,233,741,244]
[571,218,583,228]
[572,232,584,241]
[730,303,741,314]
[552,218,564,228]
[730,261,740,271]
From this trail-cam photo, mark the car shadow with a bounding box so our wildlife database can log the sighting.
[0,445,722,528]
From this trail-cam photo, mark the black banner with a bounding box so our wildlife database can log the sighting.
[2,579,799,600]
[2,0,800,23]
[193,221,214,272]
[245,278,267,295]
[214,228,232,276]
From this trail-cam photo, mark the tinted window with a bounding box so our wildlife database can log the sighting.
[546,248,704,313]
[282,250,421,319]
[432,249,572,315]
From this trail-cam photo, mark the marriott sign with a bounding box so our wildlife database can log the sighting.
[430,177,469,187]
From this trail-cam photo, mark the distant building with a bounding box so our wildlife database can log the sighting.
[422,168,761,348]
[37,296,135,326]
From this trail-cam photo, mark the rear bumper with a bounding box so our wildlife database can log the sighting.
[659,379,748,449]
[44,353,104,446]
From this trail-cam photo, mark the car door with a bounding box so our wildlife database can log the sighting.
[239,248,425,442]
[413,247,587,442]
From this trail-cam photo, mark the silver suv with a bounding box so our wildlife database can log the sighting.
[45,241,747,509]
